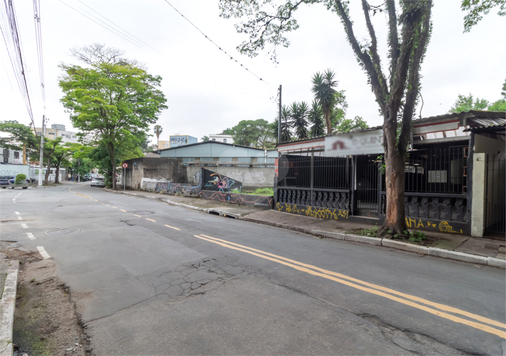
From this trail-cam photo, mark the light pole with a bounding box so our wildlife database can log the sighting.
[37,115,47,187]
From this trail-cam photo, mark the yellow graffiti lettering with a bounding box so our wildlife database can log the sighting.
[439,221,459,233]
[417,220,424,229]
[426,221,436,228]
[409,218,416,228]
[405,218,411,228]
[338,210,349,219]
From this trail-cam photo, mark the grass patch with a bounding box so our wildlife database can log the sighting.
[229,187,274,196]
[357,226,379,237]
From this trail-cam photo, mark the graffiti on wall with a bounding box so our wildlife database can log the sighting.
[203,169,242,192]
[199,190,273,208]
[405,217,463,234]
[141,171,202,195]
[276,203,349,220]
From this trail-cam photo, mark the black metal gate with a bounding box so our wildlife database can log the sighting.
[354,155,380,215]
[484,154,505,236]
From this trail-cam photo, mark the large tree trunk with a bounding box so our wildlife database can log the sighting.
[325,112,332,135]
[378,108,408,237]
[381,151,408,237]
[55,165,60,184]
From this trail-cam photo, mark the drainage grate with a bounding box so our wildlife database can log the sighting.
[45,228,81,236]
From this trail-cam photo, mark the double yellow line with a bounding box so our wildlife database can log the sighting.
[195,234,506,338]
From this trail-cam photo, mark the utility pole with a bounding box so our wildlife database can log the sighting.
[278,85,282,144]
[37,115,46,187]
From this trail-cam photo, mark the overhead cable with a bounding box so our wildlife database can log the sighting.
[161,0,268,85]
[0,0,36,128]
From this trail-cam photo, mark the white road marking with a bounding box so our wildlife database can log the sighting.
[21,223,28,229]
[15,212,20,215]
[27,233,35,240]
[17,216,22,220]
[37,246,50,259]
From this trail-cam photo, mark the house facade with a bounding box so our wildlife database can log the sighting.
[275,111,505,238]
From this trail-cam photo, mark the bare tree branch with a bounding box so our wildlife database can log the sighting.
[387,0,400,86]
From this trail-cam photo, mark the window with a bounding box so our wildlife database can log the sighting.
[14,152,19,159]
[223,139,227,143]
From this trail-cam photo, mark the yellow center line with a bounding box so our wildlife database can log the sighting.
[146,218,156,222]
[120,209,127,212]
[112,206,118,209]
[195,234,506,338]
[165,224,181,231]
[105,204,109,206]
[133,214,142,217]
[94,200,98,202]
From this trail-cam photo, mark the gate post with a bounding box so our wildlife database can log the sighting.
[471,153,486,237]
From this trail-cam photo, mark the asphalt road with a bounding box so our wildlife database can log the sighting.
[1,183,505,355]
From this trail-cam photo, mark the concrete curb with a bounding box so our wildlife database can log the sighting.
[104,189,505,269]
[0,260,19,356]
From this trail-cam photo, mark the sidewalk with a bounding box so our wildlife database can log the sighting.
[105,188,505,269]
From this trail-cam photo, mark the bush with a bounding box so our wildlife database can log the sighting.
[15,174,26,184]
[253,187,273,196]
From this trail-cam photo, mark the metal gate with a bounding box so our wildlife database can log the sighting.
[354,155,380,215]
[484,154,505,236]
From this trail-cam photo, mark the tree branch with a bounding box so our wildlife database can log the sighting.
[387,0,399,86]
[334,0,389,114]
[399,1,432,152]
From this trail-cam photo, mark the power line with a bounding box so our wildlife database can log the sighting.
[161,0,268,85]
[0,0,36,129]
[32,0,46,110]
[58,0,171,60]
[75,0,169,59]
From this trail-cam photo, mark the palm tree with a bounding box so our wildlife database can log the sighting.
[312,69,337,134]
[153,125,163,147]
[308,100,325,137]
[289,102,309,140]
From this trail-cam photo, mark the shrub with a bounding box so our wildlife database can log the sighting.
[15,174,26,184]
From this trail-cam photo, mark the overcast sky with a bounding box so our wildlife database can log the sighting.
[1,1,504,144]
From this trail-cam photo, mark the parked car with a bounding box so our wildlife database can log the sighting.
[0,176,11,188]
[90,177,105,187]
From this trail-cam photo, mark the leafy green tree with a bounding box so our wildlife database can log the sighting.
[201,136,210,142]
[220,0,433,237]
[312,70,338,134]
[448,94,489,113]
[462,0,505,32]
[221,128,234,135]
[488,99,506,112]
[42,138,62,185]
[228,119,271,147]
[330,90,348,131]
[335,116,369,133]
[59,45,167,189]
[289,102,310,140]
[308,100,325,137]
[154,125,163,147]
[52,143,76,183]
[0,120,38,156]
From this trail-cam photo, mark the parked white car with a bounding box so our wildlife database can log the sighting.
[90,177,105,187]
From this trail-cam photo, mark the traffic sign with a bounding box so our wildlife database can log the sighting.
[122,163,128,168]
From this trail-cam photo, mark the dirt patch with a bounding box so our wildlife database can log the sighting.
[348,229,440,247]
[0,243,89,356]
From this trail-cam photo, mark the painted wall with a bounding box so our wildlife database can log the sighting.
[0,164,29,178]
[160,142,278,159]
[199,190,273,208]
[188,166,274,189]
[140,171,202,195]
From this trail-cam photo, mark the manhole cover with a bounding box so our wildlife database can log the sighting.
[132,211,154,215]
[45,229,81,236]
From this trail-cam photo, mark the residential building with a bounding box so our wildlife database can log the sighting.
[209,134,234,144]
[275,110,505,238]
[169,135,198,148]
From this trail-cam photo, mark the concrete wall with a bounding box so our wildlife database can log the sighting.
[471,153,486,237]
[123,157,187,190]
[188,166,274,189]
[0,164,29,178]
[474,134,505,155]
